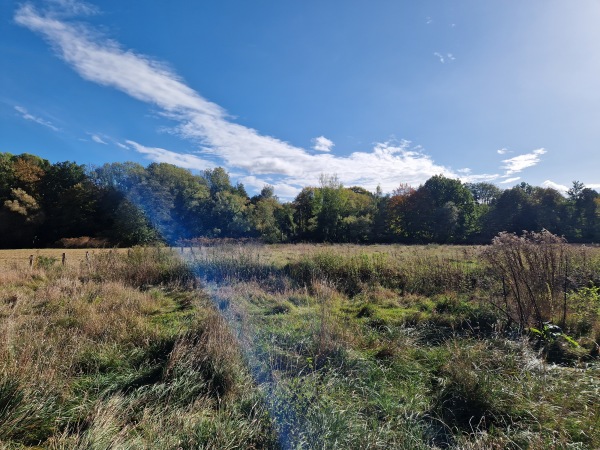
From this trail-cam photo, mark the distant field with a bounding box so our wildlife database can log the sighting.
[181,242,486,267]
[0,248,128,269]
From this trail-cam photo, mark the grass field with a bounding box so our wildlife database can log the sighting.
[1,242,599,448]
[0,248,128,270]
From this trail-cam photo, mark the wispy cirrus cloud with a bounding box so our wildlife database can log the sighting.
[15,3,465,196]
[543,180,600,194]
[14,105,60,131]
[15,2,523,198]
[542,180,568,193]
[500,177,521,184]
[90,133,107,144]
[125,140,214,171]
[501,148,546,176]
[312,136,334,152]
[47,0,99,17]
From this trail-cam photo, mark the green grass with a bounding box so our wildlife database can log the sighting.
[1,243,599,448]
[195,243,600,448]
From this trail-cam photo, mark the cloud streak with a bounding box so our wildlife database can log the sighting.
[14,105,59,131]
[15,2,533,198]
[543,180,600,194]
[501,148,546,176]
[542,180,568,193]
[90,133,107,144]
[125,140,214,171]
[48,0,99,17]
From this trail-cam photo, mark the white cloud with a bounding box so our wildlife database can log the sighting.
[16,5,464,193]
[15,5,223,117]
[426,17,433,25]
[124,140,214,171]
[461,173,500,183]
[500,177,521,184]
[501,148,546,176]
[14,3,511,198]
[434,52,455,64]
[239,175,301,199]
[14,105,59,131]
[542,180,568,193]
[496,148,509,155]
[90,134,107,144]
[543,180,600,194]
[312,136,334,152]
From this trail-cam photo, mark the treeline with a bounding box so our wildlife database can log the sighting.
[1,152,599,247]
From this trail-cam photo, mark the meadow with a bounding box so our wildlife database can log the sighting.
[1,240,599,448]
[0,248,128,270]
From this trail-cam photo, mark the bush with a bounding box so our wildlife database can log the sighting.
[484,230,572,331]
[55,236,110,248]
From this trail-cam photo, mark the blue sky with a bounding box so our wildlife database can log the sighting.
[2,0,600,198]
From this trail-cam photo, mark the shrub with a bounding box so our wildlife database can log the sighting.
[484,230,572,331]
[35,255,57,270]
[55,236,110,248]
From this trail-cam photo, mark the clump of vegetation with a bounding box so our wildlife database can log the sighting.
[88,246,197,288]
[484,230,571,330]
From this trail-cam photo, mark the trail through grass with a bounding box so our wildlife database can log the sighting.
[1,243,599,448]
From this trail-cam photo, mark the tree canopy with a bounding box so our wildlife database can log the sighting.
[0,152,598,247]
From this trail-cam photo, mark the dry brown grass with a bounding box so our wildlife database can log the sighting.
[0,248,128,270]
[0,248,277,448]
[187,242,485,267]
[0,266,169,389]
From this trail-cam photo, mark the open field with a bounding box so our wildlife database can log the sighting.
[0,248,128,270]
[1,241,599,448]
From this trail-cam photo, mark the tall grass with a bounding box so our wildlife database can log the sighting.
[191,244,485,297]
[0,248,276,448]
[1,243,598,448]
[192,242,600,449]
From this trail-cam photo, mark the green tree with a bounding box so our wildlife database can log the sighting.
[385,183,416,242]
[110,199,161,246]
[466,182,502,205]
[316,175,346,242]
[252,196,283,242]
[530,187,567,235]
[41,161,98,243]
[0,153,15,202]
[211,190,252,237]
[407,175,476,243]
[204,167,233,197]
[293,187,319,240]
[566,182,599,241]
[484,184,536,238]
